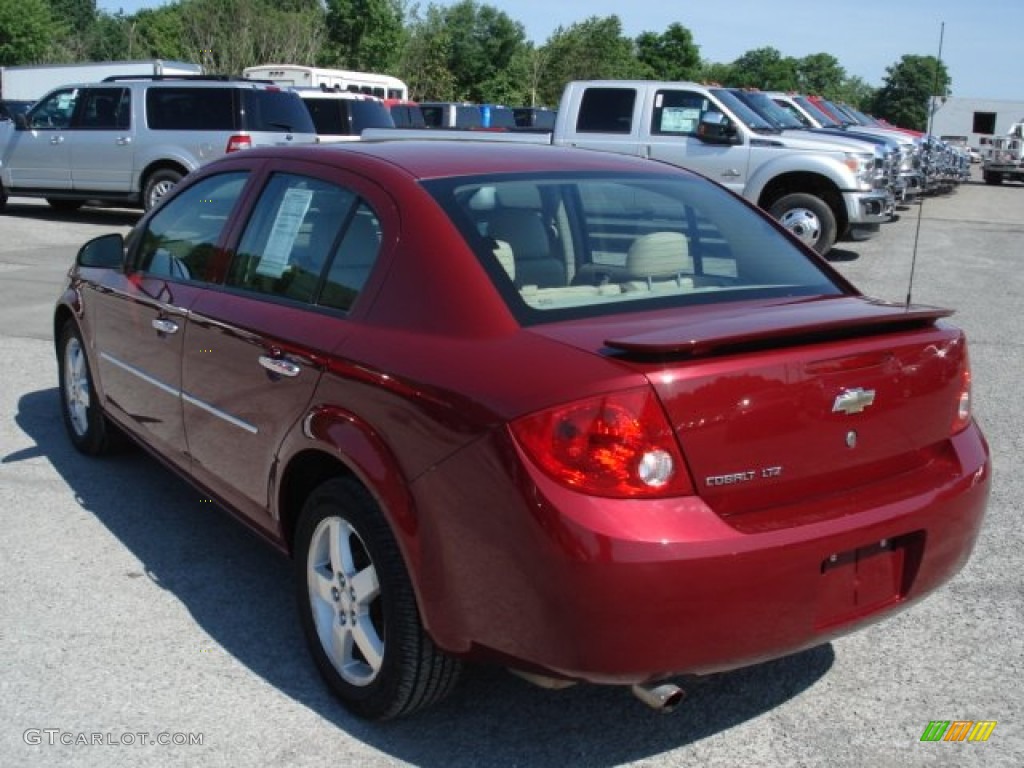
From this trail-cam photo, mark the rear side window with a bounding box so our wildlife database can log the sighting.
[79,88,130,129]
[135,172,249,282]
[576,88,635,134]
[147,88,236,130]
[242,90,316,133]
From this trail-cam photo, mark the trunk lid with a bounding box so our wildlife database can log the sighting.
[534,296,966,518]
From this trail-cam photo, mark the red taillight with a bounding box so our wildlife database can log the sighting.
[510,388,694,498]
[225,135,252,153]
[952,354,972,434]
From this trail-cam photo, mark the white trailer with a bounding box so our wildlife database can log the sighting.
[0,60,203,102]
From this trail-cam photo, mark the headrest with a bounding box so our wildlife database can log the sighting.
[488,209,549,258]
[494,183,542,208]
[622,232,691,279]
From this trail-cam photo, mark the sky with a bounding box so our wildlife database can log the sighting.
[96,0,1024,102]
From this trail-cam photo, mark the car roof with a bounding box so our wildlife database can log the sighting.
[294,89,382,101]
[235,140,696,181]
[43,79,288,91]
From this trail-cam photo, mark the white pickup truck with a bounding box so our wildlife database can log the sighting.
[364,80,894,255]
[983,120,1024,185]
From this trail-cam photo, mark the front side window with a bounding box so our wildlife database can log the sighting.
[651,90,708,136]
[135,172,249,282]
[27,88,79,129]
[427,172,844,324]
[227,173,381,311]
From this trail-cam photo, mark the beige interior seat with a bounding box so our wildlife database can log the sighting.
[487,208,565,288]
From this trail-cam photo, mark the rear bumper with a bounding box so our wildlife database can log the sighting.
[411,423,990,685]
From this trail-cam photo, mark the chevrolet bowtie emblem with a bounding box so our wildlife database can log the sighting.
[832,388,876,415]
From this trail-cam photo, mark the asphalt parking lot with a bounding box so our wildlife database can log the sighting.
[1,173,1022,767]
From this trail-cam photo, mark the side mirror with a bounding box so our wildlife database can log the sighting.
[77,233,125,270]
[14,113,29,130]
[697,112,740,145]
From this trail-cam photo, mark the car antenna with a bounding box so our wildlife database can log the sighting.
[907,21,946,308]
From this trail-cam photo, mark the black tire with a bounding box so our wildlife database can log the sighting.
[0,183,7,212]
[294,477,461,720]
[143,168,183,211]
[57,321,114,455]
[46,198,85,212]
[768,192,838,256]
[983,171,1002,186]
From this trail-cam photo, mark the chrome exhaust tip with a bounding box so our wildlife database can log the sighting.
[631,681,686,713]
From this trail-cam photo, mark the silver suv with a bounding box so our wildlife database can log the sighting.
[0,75,317,212]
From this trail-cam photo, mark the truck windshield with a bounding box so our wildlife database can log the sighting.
[709,89,778,134]
[729,91,805,130]
[794,96,841,128]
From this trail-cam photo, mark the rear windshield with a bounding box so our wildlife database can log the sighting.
[424,172,844,324]
[242,89,315,133]
[349,100,394,132]
[302,97,393,135]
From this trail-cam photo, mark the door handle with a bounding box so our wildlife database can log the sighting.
[258,355,301,377]
[50,136,65,145]
[116,137,132,146]
[151,318,179,334]
[721,169,742,178]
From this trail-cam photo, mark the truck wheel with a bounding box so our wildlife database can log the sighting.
[294,477,462,720]
[768,193,837,256]
[983,171,1002,186]
[143,169,183,211]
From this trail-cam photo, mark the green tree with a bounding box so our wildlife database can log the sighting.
[729,46,798,90]
[84,11,134,61]
[698,60,735,86]
[175,0,326,74]
[872,54,950,131]
[835,75,876,111]
[324,0,405,71]
[441,1,528,103]
[635,22,701,81]
[47,0,98,59]
[48,0,96,29]
[0,0,59,65]
[536,16,644,106]
[795,53,845,97]
[131,5,190,61]
[397,4,455,100]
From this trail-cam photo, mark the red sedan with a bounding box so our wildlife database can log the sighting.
[54,141,990,720]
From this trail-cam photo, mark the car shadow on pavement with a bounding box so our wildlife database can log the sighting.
[824,247,860,263]
[2,200,141,227]
[11,387,834,766]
